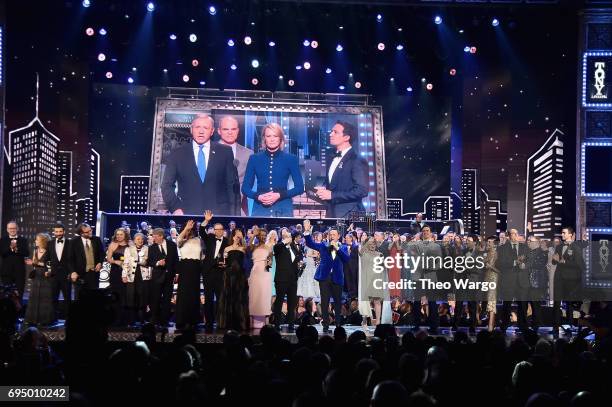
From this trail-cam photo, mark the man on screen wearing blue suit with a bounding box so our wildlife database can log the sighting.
[303,219,349,333]
[315,121,369,218]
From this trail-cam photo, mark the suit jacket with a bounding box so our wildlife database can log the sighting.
[552,241,585,280]
[69,236,105,277]
[304,234,349,286]
[324,147,369,218]
[0,236,30,275]
[273,242,303,283]
[496,241,529,286]
[146,240,179,283]
[199,227,229,272]
[221,142,254,186]
[48,238,72,279]
[161,141,239,215]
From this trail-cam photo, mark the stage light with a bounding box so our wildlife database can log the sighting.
[421,77,426,83]
[339,85,345,90]
[376,14,382,22]
[230,64,237,70]
[470,46,477,54]
[459,29,464,34]
[251,78,259,85]
[251,59,259,68]
[325,68,332,74]
[132,67,137,72]
[288,79,295,87]
[311,40,318,48]
[82,0,90,8]
[227,39,235,47]
[97,53,106,61]
[303,61,311,70]
[199,81,205,86]
[449,68,456,76]
[244,36,252,45]
[146,2,155,12]
[492,18,499,27]
[99,28,107,36]
[279,75,283,79]
[169,33,177,40]
[268,41,275,47]
[396,44,404,51]
[349,73,353,77]
[209,67,214,72]
[435,16,442,25]
[377,43,385,51]
[426,83,433,90]
[355,81,362,89]
[127,77,134,84]
[105,71,112,79]
[295,65,302,70]
[85,27,95,36]
[336,44,343,52]
[182,74,189,82]
[208,5,217,15]
[192,59,199,67]
[407,87,413,92]
[163,68,168,73]
[189,34,197,42]
[303,40,310,47]
[464,46,470,52]
[390,77,394,82]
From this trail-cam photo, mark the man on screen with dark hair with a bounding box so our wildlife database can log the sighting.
[315,120,369,218]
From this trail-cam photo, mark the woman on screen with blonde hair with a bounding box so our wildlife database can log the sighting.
[242,123,304,217]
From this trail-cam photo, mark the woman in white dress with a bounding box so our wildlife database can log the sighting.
[297,231,321,299]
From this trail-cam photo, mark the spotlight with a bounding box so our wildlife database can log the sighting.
[464,46,471,53]
[199,81,206,86]
[407,87,413,92]
[279,75,284,79]
[227,39,235,47]
[189,34,197,42]
[396,44,404,51]
[434,16,442,25]
[99,28,107,36]
[163,68,168,73]
[449,68,456,76]
[339,85,345,90]
[132,67,137,72]
[192,59,199,67]
[208,5,217,16]
[230,64,237,70]
[182,74,189,82]
[336,44,343,52]
[169,34,177,40]
[82,0,91,7]
[146,2,155,12]
[251,59,259,68]
[303,40,310,47]
[209,67,214,72]
[251,78,259,85]
[244,36,252,45]
[421,77,426,83]
[97,53,106,61]
[268,41,275,47]
[376,14,382,22]
[303,62,311,70]
[390,77,395,82]
[349,73,353,77]
[85,27,95,36]
[295,65,302,70]
[325,68,332,74]
[426,83,433,90]
[377,43,385,51]
[105,71,112,79]
[355,81,362,89]
[492,18,499,27]
[470,46,477,54]
[127,77,134,84]
[288,79,295,87]
[310,40,318,49]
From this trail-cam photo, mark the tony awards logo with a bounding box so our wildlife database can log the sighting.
[593,62,608,99]
[599,240,609,272]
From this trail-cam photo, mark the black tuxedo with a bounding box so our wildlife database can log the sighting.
[199,228,230,328]
[552,241,585,329]
[161,141,239,215]
[0,236,30,299]
[496,241,529,329]
[147,240,179,326]
[272,242,303,326]
[325,147,369,218]
[69,236,104,297]
[49,238,72,317]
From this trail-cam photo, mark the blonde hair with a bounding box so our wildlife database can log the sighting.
[260,123,286,150]
[266,229,278,245]
[35,233,50,249]
[113,228,129,243]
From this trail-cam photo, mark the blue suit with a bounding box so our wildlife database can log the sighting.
[242,149,304,217]
[304,234,349,286]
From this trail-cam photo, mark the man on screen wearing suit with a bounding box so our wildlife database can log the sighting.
[161,114,239,216]
[315,121,369,218]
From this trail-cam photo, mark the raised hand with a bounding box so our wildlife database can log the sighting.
[186,219,195,230]
[204,210,213,222]
[303,218,312,232]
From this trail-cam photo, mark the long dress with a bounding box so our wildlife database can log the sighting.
[388,243,402,299]
[248,246,272,322]
[297,248,320,299]
[344,244,359,299]
[175,237,202,328]
[218,250,250,331]
[484,249,499,313]
[109,245,127,325]
[25,251,54,325]
[358,246,389,317]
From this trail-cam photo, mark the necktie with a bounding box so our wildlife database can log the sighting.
[85,240,90,250]
[160,244,166,256]
[197,144,207,183]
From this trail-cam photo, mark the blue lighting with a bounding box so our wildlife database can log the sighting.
[230,64,237,70]
[82,0,90,7]
[208,6,217,15]
[227,39,235,47]
[200,81,206,86]
[268,41,275,47]
[127,77,134,84]
[407,87,413,92]
[325,68,332,74]
[582,51,612,108]
[295,65,302,70]
[189,34,197,42]
[434,16,442,25]
[169,33,177,40]
[146,2,155,12]
[492,18,499,27]
[376,14,382,22]
[303,39,310,47]
[99,28,107,36]
[339,85,345,90]
[464,46,470,52]
[251,59,259,68]
[336,44,343,52]
[396,44,404,51]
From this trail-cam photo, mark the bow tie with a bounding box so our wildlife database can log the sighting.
[333,151,342,158]
[216,238,223,242]
[57,239,64,244]
[564,242,570,246]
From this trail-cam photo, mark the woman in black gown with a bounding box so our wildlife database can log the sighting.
[25,233,54,326]
[106,228,129,326]
[218,229,250,331]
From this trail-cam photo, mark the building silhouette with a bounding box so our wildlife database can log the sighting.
[424,196,451,221]
[119,175,149,213]
[57,150,76,230]
[480,188,507,237]
[461,168,480,235]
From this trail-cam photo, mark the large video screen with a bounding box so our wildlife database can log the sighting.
[148,98,386,218]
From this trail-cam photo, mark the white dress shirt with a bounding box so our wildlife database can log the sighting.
[55,238,65,260]
[328,146,351,182]
[192,140,211,168]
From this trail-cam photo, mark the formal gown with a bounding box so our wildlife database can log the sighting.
[388,244,402,299]
[109,245,127,325]
[297,248,320,299]
[217,250,250,331]
[175,237,202,328]
[248,246,272,327]
[358,246,389,317]
[25,251,55,325]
